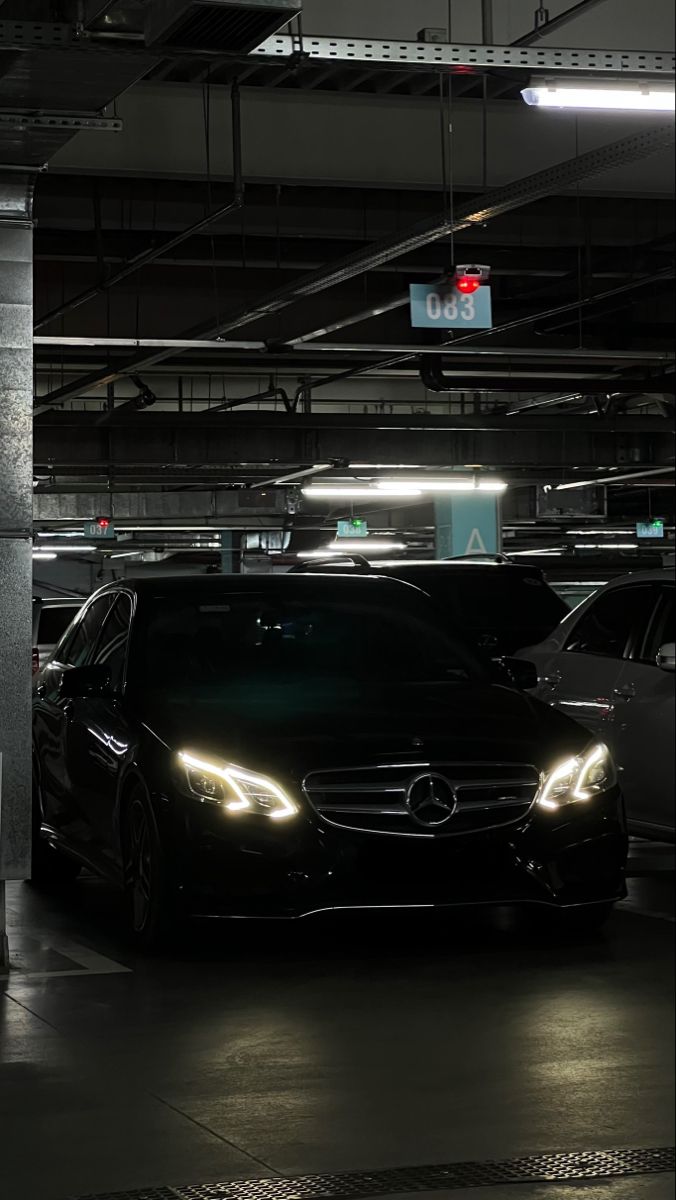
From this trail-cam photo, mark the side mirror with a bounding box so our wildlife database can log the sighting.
[60,664,112,699]
[657,642,676,673]
[496,657,539,691]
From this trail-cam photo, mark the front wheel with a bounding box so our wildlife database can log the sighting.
[122,782,178,949]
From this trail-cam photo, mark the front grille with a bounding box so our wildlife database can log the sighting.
[303,762,539,837]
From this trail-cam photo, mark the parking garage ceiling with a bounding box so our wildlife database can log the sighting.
[0,0,674,559]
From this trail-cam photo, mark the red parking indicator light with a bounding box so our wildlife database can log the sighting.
[456,275,481,295]
[97,517,111,529]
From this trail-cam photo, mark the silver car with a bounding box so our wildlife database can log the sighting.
[518,570,675,841]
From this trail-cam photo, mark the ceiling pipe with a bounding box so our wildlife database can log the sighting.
[35,122,675,411]
[418,358,675,395]
[34,81,244,332]
[513,0,611,46]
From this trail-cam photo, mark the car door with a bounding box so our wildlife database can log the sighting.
[33,592,116,850]
[611,583,675,837]
[540,581,660,739]
[64,592,136,873]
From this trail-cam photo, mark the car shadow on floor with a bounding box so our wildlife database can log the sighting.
[6,869,652,984]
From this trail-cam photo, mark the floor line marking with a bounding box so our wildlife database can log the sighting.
[3,991,61,1031]
[148,1092,284,1178]
[3,926,132,977]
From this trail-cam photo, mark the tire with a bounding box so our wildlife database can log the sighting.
[29,765,81,887]
[122,781,178,949]
[521,901,615,937]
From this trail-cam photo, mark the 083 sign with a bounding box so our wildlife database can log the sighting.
[410,283,493,330]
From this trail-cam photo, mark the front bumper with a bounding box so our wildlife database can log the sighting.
[165,786,628,918]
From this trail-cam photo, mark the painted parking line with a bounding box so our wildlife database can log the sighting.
[0,929,131,979]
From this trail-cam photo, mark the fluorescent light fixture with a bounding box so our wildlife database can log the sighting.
[510,547,567,556]
[303,477,507,499]
[37,530,85,538]
[556,467,674,491]
[565,529,634,535]
[32,551,57,561]
[522,83,675,112]
[302,486,421,499]
[35,545,97,553]
[328,539,407,553]
[299,539,407,558]
[117,525,226,532]
[574,543,639,550]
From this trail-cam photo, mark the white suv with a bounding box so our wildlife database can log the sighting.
[519,570,675,841]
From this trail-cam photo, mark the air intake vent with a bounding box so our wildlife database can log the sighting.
[145,0,302,53]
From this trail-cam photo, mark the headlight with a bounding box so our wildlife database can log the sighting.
[178,751,298,820]
[536,743,616,810]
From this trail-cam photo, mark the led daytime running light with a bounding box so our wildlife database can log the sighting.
[178,752,297,820]
[537,743,614,810]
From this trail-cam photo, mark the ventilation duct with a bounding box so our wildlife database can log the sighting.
[145,0,301,53]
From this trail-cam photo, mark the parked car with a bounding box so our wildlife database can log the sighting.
[32,596,83,675]
[32,574,627,945]
[518,570,675,841]
[291,557,568,657]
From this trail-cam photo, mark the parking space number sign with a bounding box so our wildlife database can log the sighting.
[410,284,493,330]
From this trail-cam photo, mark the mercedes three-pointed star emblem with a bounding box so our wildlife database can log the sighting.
[405,773,458,828]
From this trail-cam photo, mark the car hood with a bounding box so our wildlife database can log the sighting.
[141,680,586,782]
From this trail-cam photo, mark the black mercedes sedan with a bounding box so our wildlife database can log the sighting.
[32,574,627,945]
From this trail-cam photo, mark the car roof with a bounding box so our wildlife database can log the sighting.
[296,559,544,576]
[115,573,429,597]
[594,568,675,588]
[369,560,539,573]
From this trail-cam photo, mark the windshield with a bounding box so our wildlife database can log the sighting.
[135,591,483,693]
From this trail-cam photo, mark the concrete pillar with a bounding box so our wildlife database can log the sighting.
[434,494,501,559]
[0,174,35,968]
[220,531,235,573]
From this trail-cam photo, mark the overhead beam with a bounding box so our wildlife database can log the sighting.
[34,489,287,521]
[33,412,674,480]
[250,35,674,77]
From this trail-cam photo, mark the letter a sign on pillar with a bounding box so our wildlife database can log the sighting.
[434,494,500,559]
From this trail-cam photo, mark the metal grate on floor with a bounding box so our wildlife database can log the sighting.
[74,1146,675,1199]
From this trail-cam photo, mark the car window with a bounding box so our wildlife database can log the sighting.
[564,583,657,660]
[91,594,133,690]
[37,604,81,646]
[638,586,675,665]
[134,590,484,699]
[58,595,116,668]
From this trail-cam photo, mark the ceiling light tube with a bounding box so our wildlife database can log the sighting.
[304,478,507,499]
[32,551,57,561]
[574,543,639,550]
[556,467,674,491]
[327,540,407,553]
[522,83,675,112]
[35,545,98,553]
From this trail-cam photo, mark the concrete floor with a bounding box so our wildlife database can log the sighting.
[0,842,673,1200]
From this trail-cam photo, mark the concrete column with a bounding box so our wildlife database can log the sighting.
[220,531,235,573]
[434,494,501,559]
[0,174,35,968]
